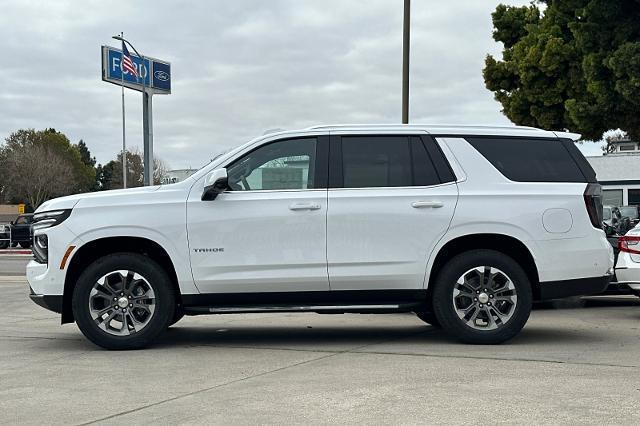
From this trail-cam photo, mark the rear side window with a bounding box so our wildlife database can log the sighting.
[465,137,588,183]
[341,136,440,188]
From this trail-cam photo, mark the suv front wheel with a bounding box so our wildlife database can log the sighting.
[433,250,532,344]
[72,253,175,350]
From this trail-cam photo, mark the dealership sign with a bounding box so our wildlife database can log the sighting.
[101,45,171,94]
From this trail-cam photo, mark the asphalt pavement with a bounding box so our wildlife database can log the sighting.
[1,273,640,424]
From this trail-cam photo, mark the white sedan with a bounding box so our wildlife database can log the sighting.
[614,226,640,297]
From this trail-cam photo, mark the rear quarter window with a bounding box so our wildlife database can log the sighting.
[465,137,588,183]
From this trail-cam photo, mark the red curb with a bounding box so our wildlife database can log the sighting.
[0,250,32,255]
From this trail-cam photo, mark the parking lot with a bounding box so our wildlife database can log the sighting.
[0,260,639,425]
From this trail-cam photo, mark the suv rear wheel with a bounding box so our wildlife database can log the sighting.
[72,253,175,350]
[433,249,532,344]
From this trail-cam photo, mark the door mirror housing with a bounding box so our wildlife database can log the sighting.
[202,168,228,201]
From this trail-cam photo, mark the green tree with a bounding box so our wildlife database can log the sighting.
[74,139,100,190]
[483,1,640,141]
[97,149,169,190]
[75,139,96,168]
[0,129,96,208]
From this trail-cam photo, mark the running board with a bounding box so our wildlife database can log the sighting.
[184,303,421,315]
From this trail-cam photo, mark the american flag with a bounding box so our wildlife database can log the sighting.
[121,43,138,78]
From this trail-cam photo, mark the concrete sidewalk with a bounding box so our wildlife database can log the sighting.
[1,276,640,424]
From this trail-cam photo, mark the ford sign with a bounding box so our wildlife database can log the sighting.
[154,70,170,82]
[102,46,171,94]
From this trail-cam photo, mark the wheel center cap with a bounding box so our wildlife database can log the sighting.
[117,297,129,309]
[478,292,490,304]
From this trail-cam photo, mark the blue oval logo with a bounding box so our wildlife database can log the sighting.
[154,70,170,82]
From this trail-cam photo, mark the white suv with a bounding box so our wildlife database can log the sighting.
[26,125,614,349]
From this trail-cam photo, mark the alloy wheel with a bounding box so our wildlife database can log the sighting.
[88,270,156,336]
[452,266,518,331]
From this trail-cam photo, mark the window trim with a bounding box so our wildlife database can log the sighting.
[223,136,328,192]
[329,134,453,190]
[419,135,456,183]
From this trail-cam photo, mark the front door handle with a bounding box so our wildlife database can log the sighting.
[411,200,444,209]
[289,203,321,211]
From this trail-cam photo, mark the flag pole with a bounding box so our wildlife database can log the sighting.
[120,31,127,189]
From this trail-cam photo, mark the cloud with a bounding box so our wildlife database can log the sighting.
[4,0,595,170]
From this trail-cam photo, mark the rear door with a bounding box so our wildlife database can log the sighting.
[326,133,458,290]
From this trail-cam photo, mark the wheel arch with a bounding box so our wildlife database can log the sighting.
[62,236,183,324]
[426,233,541,306]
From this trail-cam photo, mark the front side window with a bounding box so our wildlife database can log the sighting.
[341,136,439,188]
[226,138,316,191]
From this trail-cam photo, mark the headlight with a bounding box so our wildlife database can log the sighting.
[32,209,72,264]
[32,210,72,231]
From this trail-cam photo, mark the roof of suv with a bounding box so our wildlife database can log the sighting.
[301,124,580,140]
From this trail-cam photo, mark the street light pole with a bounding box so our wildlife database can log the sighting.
[112,35,154,186]
[402,0,411,124]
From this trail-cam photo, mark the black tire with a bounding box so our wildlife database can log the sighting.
[19,242,31,249]
[72,253,175,350]
[415,310,441,327]
[0,239,8,249]
[432,249,532,344]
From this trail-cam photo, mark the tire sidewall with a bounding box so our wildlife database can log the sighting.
[72,253,175,350]
[433,249,532,344]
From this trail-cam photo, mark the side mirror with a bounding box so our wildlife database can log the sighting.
[10,221,14,225]
[201,168,228,201]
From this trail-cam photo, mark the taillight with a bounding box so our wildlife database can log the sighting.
[619,235,640,254]
[583,183,603,228]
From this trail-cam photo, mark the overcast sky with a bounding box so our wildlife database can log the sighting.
[0,0,604,169]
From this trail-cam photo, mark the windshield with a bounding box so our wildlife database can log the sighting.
[620,207,638,219]
[15,215,31,224]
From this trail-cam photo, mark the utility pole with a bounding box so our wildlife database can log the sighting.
[402,0,411,124]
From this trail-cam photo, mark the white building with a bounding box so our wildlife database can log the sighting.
[586,139,640,207]
[162,169,197,185]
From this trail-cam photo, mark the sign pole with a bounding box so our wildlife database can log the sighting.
[402,0,410,124]
[119,32,127,189]
[143,89,153,186]
[103,37,170,188]
[141,55,153,186]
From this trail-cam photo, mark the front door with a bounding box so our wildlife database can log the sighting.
[327,134,458,290]
[187,137,330,294]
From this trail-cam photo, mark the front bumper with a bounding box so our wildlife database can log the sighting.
[29,291,63,313]
[538,275,612,300]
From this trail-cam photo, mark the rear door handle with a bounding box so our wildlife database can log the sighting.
[411,200,444,209]
[289,203,321,211]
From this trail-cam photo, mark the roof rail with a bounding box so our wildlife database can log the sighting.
[306,123,545,131]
